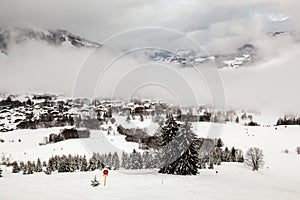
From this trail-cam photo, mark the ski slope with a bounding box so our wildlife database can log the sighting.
[0,126,140,162]
[0,123,300,200]
[0,162,299,200]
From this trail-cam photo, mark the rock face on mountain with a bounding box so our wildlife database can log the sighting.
[0,27,101,54]
[132,43,256,69]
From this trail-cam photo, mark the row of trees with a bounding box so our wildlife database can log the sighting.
[276,117,300,126]
[10,153,120,175]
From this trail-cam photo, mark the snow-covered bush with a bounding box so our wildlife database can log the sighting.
[90,176,100,187]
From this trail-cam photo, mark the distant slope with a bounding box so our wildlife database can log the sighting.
[0,27,101,55]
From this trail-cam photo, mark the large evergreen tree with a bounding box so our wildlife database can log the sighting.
[158,115,180,174]
[173,121,199,175]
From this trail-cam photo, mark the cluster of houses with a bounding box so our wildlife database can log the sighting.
[0,93,258,133]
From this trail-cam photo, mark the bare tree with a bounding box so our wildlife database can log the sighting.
[245,147,264,171]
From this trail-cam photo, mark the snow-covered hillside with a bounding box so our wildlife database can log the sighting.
[0,27,101,55]
[0,160,299,200]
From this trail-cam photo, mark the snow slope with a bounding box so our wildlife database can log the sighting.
[0,126,140,162]
[0,123,300,200]
[0,163,299,200]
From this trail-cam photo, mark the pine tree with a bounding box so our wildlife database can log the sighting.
[152,150,162,168]
[216,138,224,148]
[106,152,113,169]
[121,151,129,169]
[112,152,120,170]
[129,149,143,169]
[12,161,21,173]
[23,164,28,175]
[231,147,237,162]
[158,115,180,174]
[222,147,231,162]
[44,165,52,175]
[173,121,199,175]
[208,159,214,169]
[19,161,25,171]
[0,167,3,177]
[35,158,43,172]
[159,118,199,175]
[26,161,34,174]
[58,156,68,172]
[88,156,97,171]
[142,151,153,169]
[80,156,88,171]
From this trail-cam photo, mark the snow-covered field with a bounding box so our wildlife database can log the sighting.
[0,122,300,200]
[0,162,299,200]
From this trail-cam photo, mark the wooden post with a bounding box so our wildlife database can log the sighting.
[104,175,107,186]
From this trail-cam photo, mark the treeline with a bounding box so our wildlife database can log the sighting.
[9,153,120,175]
[276,117,300,126]
[6,145,243,176]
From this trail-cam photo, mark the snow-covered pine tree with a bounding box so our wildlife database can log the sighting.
[231,147,237,162]
[173,121,199,175]
[216,138,224,148]
[142,151,153,169]
[0,167,3,177]
[104,152,113,169]
[152,151,162,168]
[88,156,97,171]
[112,152,120,170]
[19,161,25,171]
[58,156,69,172]
[158,114,180,174]
[35,158,43,172]
[66,155,72,172]
[12,161,21,173]
[44,165,52,175]
[23,164,28,175]
[121,151,128,169]
[129,149,143,169]
[121,151,129,169]
[26,161,34,174]
[222,147,231,162]
[80,156,88,171]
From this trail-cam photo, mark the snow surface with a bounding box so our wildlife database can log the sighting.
[0,162,299,200]
[0,123,300,200]
[0,126,140,162]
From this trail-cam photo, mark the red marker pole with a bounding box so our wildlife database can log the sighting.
[103,169,109,186]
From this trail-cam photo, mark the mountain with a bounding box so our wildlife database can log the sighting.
[133,43,256,69]
[0,27,101,55]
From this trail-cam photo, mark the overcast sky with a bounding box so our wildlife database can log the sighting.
[0,0,297,41]
[1,0,300,116]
